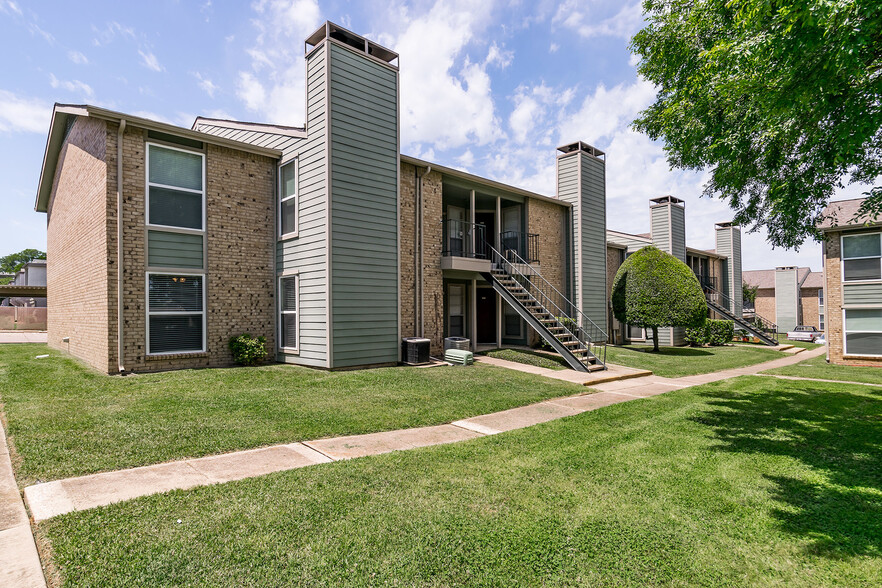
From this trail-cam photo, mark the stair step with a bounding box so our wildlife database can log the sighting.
[561,340,583,347]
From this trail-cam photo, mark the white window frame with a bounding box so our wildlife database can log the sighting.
[278,158,299,240]
[448,283,466,338]
[278,273,299,353]
[145,142,206,234]
[842,307,882,357]
[145,271,206,355]
[840,232,882,284]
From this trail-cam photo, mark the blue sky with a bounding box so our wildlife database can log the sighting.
[2,0,856,271]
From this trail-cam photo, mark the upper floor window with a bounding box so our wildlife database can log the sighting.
[279,160,297,239]
[147,144,204,231]
[842,233,881,282]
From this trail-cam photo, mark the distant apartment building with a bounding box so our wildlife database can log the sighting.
[742,267,824,333]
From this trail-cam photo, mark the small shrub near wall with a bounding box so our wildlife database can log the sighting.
[685,320,734,346]
[229,333,268,366]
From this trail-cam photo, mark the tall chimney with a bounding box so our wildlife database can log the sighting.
[556,141,607,335]
[715,222,742,317]
[649,196,687,345]
[775,267,799,332]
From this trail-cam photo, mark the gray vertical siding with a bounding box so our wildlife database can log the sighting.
[650,206,671,254]
[715,226,743,315]
[557,151,607,334]
[328,42,399,367]
[274,43,329,367]
[670,206,686,262]
[775,268,799,332]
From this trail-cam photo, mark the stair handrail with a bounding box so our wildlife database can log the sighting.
[486,243,607,367]
[704,284,779,338]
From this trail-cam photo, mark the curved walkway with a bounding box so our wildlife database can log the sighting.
[19,346,825,523]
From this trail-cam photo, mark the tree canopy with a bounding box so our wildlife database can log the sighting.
[0,249,45,284]
[631,0,882,248]
[611,246,708,351]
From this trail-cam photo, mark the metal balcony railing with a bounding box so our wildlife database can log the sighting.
[442,219,487,259]
[500,231,540,264]
[693,272,718,292]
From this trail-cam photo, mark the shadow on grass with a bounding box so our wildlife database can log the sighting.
[623,346,713,357]
[694,383,882,558]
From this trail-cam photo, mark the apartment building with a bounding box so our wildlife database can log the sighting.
[35,21,746,374]
[818,197,882,366]
[742,267,824,333]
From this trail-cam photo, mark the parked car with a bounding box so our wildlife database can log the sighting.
[786,325,823,342]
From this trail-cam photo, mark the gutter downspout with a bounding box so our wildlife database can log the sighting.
[117,119,126,374]
[416,165,431,337]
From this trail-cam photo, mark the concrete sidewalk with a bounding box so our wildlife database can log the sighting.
[0,423,47,587]
[0,332,47,344]
[20,346,826,524]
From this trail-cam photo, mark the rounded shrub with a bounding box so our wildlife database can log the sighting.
[611,246,708,351]
[685,319,734,346]
[228,333,268,366]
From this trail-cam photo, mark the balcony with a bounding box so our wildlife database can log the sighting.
[693,272,717,292]
[441,219,491,272]
[500,231,539,264]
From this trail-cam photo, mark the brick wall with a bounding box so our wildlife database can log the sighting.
[113,128,276,373]
[753,289,776,324]
[46,117,111,372]
[398,163,444,355]
[528,199,567,295]
[606,245,625,343]
[800,287,821,331]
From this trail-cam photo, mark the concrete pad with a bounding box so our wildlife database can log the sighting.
[451,420,501,436]
[0,458,28,531]
[456,401,583,434]
[0,332,47,344]
[187,444,330,484]
[305,424,482,460]
[0,525,46,588]
[59,461,209,515]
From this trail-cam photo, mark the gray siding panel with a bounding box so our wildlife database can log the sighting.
[328,42,399,368]
[650,206,672,256]
[670,207,686,261]
[147,230,203,269]
[843,283,882,306]
[775,269,799,332]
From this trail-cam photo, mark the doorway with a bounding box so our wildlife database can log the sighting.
[475,212,495,253]
[476,288,497,344]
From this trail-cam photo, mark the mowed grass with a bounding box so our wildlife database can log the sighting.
[483,348,568,370]
[763,352,882,385]
[41,377,882,587]
[0,344,582,485]
[604,344,784,377]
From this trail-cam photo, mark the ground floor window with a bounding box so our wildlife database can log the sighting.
[844,308,882,356]
[279,275,298,351]
[819,313,825,331]
[628,324,645,341]
[147,273,204,354]
[503,302,522,338]
[448,284,465,337]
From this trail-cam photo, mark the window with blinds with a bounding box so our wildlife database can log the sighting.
[147,144,204,230]
[842,233,881,282]
[147,273,205,354]
[279,160,297,238]
[279,276,298,350]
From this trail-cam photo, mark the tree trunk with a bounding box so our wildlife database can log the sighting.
[652,327,660,352]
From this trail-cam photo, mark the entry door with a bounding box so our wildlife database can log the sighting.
[476,289,496,344]
[447,206,465,256]
[501,206,521,257]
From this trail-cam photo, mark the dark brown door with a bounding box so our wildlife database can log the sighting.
[476,289,496,344]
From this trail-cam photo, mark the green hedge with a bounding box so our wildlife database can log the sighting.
[685,319,734,346]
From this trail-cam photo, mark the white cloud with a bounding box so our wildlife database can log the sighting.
[139,49,163,72]
[549,42,559,53]
[0,90,49,133]
[130,110,175,125]
[553,1,644,40]
[67,50,89,65]
[1,1,22,16]
[234,0,321,125]
[91,21,135,47]
[193,72,219,98]
[49,74,94,99]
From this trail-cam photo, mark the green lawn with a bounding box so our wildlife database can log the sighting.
[763,352,882,385]
[482,348,568,370]
[604,344,784,377]
[41,376,882,587]
[0,344,582,485]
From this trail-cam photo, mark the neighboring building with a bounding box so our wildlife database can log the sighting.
[35,21,745,374]
[742,267,824,333]
[818,197,882,366]
[605,197,744,345]
[1,259,47,307]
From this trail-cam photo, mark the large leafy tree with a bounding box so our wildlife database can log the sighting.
[631,0,882,248]
[0,249,46,284]
[612,246,708,351]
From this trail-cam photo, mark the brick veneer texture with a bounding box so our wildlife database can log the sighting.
[753,290,776,324]
[399,163,444,355]
[525,199,569,346]
[46,117,111,372]
[114,131,277,373]
[799,287,821,331]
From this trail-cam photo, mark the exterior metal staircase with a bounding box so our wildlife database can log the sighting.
[704,286,779,346]
[481,244,608,372]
